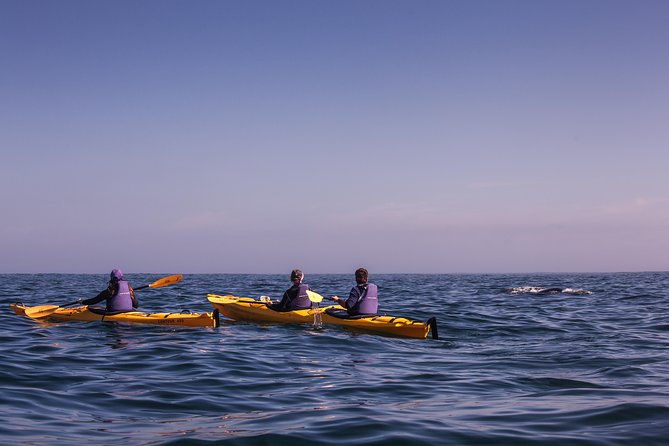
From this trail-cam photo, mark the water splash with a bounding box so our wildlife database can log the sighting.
[507,286,593,295]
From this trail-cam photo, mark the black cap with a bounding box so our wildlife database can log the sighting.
[290,269,304,282]
[355,268,368,284]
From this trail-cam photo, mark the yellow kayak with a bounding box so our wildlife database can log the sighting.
[206,294,438,339]
[322,309,437,339]
[206,294,330,324]
[10,303,219,328]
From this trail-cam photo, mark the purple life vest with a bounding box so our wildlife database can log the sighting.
[107,280,133,311]
[350,283,378,315]
[285,283,311,310]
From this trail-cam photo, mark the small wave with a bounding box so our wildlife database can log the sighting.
[619,293,664,300]
[561,288,593,295]
[507,286,592,295]
[648,324,669,331]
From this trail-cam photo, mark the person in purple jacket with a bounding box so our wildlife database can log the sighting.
[331,267,378,316]
[268,269,312,311]
[80,268,138,312]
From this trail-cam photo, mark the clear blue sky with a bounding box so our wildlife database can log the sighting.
[1,0,667,273]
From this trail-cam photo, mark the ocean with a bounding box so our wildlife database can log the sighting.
[1,272,668,445]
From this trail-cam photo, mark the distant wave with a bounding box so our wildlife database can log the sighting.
[507,286,593,295]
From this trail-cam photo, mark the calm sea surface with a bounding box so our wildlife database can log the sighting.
[1,273,668,445]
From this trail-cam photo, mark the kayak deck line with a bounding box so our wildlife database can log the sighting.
[207,294,438,339]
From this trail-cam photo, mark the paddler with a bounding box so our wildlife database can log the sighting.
[330,267,378,316]
[79,268,139,312]
[268,269,312,311]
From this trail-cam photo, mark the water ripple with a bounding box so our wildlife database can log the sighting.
[1,273,669,445]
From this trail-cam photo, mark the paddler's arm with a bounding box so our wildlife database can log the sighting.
[331,296,346,308]
[81,288,111,306]
[269,290,290,310]
[129,286,139,309]
[332,287,361,310]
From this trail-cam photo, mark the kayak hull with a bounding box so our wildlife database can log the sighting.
[10,303,219,328]
[207,294,437,339]
[321,312,432,339]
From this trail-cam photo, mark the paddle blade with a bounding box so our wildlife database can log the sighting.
[24,305,61,319]
[306,290,323,303]
[148,274,183,289]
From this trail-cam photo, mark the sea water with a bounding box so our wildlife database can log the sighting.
[1,272,668,445]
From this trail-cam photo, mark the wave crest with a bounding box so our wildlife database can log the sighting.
[507,286,593,295]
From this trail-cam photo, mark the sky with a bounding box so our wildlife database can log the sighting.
[1,0,668,274]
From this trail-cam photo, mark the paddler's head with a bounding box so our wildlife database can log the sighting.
[290,269,304,284]
[109,268,124,283]
[355,268,368,285]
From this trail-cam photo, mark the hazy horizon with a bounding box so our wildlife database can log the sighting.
[2,1,667,274]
